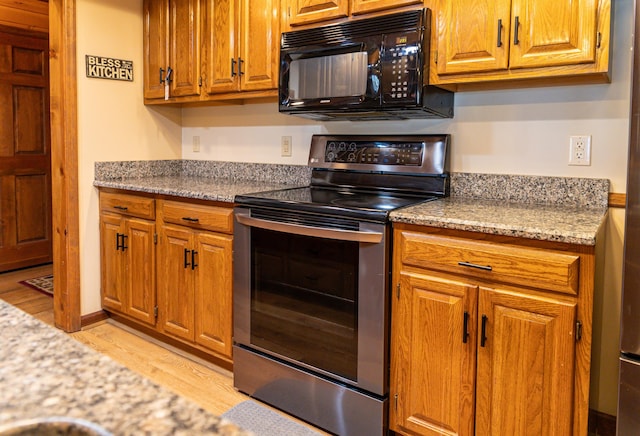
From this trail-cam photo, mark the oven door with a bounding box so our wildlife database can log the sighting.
[233,206,389,396]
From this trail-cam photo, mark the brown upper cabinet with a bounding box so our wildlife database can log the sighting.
[425,0,612,90]
[285,0,422,28]
[143,0,280,105]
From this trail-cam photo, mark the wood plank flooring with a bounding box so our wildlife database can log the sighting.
[0,264,328,435]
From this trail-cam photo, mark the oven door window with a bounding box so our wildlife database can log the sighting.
[250,227,358,382]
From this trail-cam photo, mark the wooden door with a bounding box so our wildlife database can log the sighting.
[143,0,169,99]
[475,287,577,435]
[100,213,125,312]
[0,26,52,272]
[239,0,280,91]
[202,0,239,94]
[287,0,349,26]
[351,0,422,15]
[509,0,598,69]
[158,224,195,341]
[169,0,201,97]
[434,0,511,75]
[390,270,477,436]
[194,231,233,357]
[125,218,156,326]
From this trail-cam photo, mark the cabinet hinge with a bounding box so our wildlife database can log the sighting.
[396,283,400,299]
[154,233,158,245]
[154,306,158,319]
[576,320,582,342]
[596,32,602,49]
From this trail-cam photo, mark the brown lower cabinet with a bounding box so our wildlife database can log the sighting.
[99,190,233,363]
[390,223,597,436]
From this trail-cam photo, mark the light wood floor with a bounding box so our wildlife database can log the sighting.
[0,264,328,435]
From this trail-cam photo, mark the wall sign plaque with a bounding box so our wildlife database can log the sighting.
[85,55,133,81]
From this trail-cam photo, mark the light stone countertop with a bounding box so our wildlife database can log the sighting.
[0,300,248,436]
[389,197,608,246]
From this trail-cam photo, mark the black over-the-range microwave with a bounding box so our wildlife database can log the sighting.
[278,8,454,121]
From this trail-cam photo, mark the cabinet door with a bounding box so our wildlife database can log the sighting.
[390,270,477,436]
[100,213,125,312]
[143,0,169,99]
[125,218,156,326]
[475,287,576,435]
[202,0,239,94]
[509,0,598,69]
[239,0,280,91]
[351,0,421,15]
[194,232,233,357]
[158,225,195,341]
[434,0,511,75]
[288,0,349,26]
[169,0,201,97]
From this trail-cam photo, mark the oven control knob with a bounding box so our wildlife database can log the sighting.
[348,152,356,161]
[328,142,336,150]
[327,151,336,161]
[339,142,347,151]
[348,142,357,151]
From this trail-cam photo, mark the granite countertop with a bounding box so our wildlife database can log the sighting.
[0,300,248,436]
[390,197,608,246]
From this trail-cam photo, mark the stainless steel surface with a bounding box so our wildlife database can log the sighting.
[233,345,388,436]
[618,358,640,434]
[235,210,384,243]
[233,206,389,395]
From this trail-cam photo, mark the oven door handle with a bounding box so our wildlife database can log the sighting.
[235,213,383,243]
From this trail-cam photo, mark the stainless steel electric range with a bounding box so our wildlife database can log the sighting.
[232,134,450,435]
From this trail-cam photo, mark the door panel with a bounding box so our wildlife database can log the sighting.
[100,214,125,312]
[169,0,201,97]
[203,0,238,94]
[0,27,51,272]
[126,218,156,326]
[143,0,169,99]
[239,0,279,91]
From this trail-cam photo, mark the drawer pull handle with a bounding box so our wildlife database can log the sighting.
[497,19,503,47]
[513,16,520,45]
[191,250,198,270]
[458,261,492,271]
[463,311,470,344]
[480,315,488,347]
[182,217,200,223]
[184,248,191,268]
[113,205,128,211]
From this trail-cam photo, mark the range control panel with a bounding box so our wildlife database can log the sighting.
[324,140,423,166]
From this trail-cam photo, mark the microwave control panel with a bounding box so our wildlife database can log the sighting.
[381,32,422,103]
[324,140,424,166]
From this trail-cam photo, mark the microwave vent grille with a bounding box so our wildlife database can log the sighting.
[281,8,427,49]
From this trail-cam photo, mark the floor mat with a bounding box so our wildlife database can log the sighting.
[18,274,53,297]
[221,400,322,436]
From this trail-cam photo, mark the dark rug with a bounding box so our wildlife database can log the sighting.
[221,400,322,436]
[18,274,53,297]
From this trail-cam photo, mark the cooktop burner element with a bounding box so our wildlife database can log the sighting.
[234,134,450,222]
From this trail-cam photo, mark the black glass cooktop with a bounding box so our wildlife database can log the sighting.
[235,186,436,222]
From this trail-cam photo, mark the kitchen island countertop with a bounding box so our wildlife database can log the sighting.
[0,299,248,436]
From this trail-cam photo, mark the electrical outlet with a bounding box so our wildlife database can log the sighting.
[568,135,591,166]
[281,136,292,157]
[192,136,200,153]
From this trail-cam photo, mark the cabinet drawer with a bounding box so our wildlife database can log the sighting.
[160,200,233,234]
[100,191,155,219]
[399,232,580,295]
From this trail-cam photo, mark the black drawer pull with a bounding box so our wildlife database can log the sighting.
[113,205,128,211]
[121,234,128,251]
[458,261,492,271]
[191,250,198,270]
[184,248,191,268]
[182,217,200,223]
[514,16,520,45]
[480,315,488,347]
[497,19,503,47]
[116,233,123,251]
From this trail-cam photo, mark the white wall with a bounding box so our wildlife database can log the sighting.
[181,0,633,416]
[76,0,181,313]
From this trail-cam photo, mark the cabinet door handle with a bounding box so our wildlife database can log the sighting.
[231,58,237,77]
[191,250,198,270]
[463,311,470,343]
[121,234,128,251]
[497,19,503,47]
[480,315,488,347]
[181,217,200,223]
[159,67,165,84]
[166,66,173,83]
[513,16,520,45]
[116,233,123,251]
[238,58,244,76]
[184,248,191,268]
[458,261,492,271]
[113,205,128,211]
